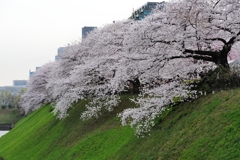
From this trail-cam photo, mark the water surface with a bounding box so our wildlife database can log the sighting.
[0,131,9,138]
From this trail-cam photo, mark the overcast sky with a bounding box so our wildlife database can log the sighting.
[0,0,160,86]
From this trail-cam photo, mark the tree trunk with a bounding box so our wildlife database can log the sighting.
[129,78,140,94]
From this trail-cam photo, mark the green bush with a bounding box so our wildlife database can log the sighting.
[1,106,6,109]
[197,66,240,93]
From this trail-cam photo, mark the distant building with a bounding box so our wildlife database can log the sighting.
[82,26,97,39]
[129,2,165,20]
[13,80,28,87]
[29,70,35,77]
[29,67,40,78]
[55,47,67,61]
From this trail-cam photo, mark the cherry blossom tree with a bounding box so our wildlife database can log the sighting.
[137,0,240,68]
[19,62,57,114]
[49,21,133,119]
[117,0,240,135]
[20,0,240,135]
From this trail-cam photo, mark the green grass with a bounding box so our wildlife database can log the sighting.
[0,90,240,159]
[0,108,23,124]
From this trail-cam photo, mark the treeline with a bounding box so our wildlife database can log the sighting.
[0,89,26,109]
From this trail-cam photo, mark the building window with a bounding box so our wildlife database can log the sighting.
[144,11,150,15]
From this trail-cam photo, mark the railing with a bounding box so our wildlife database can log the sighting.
[0,124,14,131]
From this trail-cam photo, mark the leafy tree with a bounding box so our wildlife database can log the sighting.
[0,91,15,109]
[13,88,27,108]
[0,89,26,109]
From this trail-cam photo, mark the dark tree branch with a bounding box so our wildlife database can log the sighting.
[205,38,227,45]
[213,0,221,8]
[150,39,178,45]
[213,25,234,34]
[166,55,215,63]
[184,49,218,58]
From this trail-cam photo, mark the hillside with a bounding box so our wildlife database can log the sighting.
[0,90,240,160]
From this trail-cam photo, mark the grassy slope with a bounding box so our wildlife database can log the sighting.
[0,108,23,124]
[0,90,240,160]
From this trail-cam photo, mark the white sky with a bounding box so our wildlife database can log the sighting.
[0,0,159,86]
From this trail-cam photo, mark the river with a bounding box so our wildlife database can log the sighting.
[0,131,9,138]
